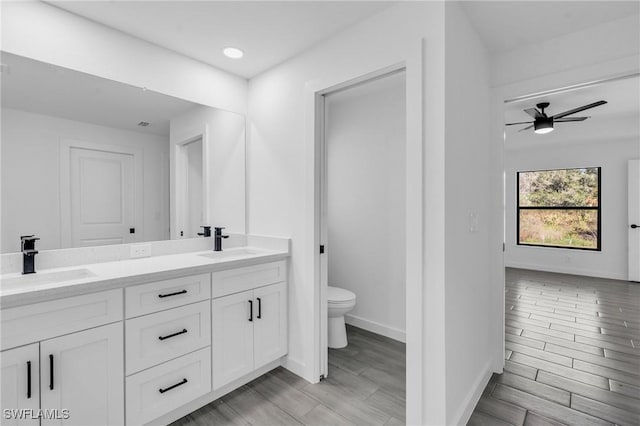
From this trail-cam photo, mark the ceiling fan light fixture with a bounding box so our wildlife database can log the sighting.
[534,117,554,134]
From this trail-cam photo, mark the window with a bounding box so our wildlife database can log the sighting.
[517,167,601,251]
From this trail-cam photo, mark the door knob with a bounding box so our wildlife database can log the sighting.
[632,224,639,229]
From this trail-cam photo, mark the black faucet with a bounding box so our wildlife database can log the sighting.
[213,227,229,251]
[21,235,40,275]
[198,226,212,237]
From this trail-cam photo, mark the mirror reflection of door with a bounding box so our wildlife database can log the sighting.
[183,138,203,238]
[69,147,136,247]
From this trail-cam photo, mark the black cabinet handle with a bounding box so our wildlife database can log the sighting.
[159,378,187,394]
[49,354,54,390]
[632,224,639,229]
[158,329,188,341]
[257,298,262,319]
[26,361,31,399]
[248,300,253,322]
[158,289,187,298]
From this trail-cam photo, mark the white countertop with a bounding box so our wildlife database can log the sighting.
[0,247,289,308]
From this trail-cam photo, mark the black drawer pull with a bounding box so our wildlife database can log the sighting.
[158,329,188,341]
[248,300,253,322]
[257,297,262,319]
[49,354,54,390]
[159,378,187,394]
[26,361,32,398]
[158,289,187,298]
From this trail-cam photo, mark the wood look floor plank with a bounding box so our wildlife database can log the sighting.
[467,410,515,426]
[530,313,601,333]
[503,359,539,380]
[505,332,546,350]
[509,352,610,389]
[383,417,405,426]
[609,380,640,399]
[523,412,567,426]
[169,400,249,426]
[325,364,379,401]
[492,384,613,426]
[300,380,391,426]
[505,324,524,336]
[572,360,640,387]
[474,394,527,425]
[359,367,406,401]
[571,394,640,426]
[249,372,319,419]
[544,343,640,375]
[497,371,570,406]
[603,348,640,364]
[299,404,355,426]
[223,386,304,426]
[550,324,635,347]
[505,341,573,367]
[536,371,640,414]
[365,389,406,422]
[521,330,605,356]
[507,321,574,341]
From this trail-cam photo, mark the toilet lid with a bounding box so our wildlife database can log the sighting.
[328,286,356,303]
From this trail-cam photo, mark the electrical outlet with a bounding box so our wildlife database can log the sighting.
[130,244,151,258]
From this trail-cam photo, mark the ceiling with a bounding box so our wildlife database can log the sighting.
[461,1,639,54]
[48,1,395,79]
[1,52,199,136]
[504,75,640,148]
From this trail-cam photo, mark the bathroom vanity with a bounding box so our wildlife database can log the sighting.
[0,243,289,426]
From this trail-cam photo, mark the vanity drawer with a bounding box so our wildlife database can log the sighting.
[126,347,211,426]
[212,260,286,298]
[125,273,211,318]
[125,300,210,374]
[0,289,123,350]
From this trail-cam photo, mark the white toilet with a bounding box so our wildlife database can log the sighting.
[327,286,357,348]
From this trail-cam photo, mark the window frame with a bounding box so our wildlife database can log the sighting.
[516,167,602,251]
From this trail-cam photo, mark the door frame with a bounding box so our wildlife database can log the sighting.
[316,67,408,378]
[629,159,640,281]
[493,58,640,372]
[59,139,143,248]
[169,125,210,239]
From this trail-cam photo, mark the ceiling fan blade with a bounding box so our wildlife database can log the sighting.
[518,124,534,132]
[555,116,588,122]
[552,100,607,119]
[505,121,534,126]
[524,108,542,119]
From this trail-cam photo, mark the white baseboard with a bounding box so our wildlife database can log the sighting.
[451,361,492,426]
[505,261,627,281]
[345,314,406,343]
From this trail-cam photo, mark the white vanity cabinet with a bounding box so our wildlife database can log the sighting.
[211,261,287,390]
[0,290,124,426]
[1,344,40,426]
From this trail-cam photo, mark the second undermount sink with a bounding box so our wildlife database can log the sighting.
[0,268,96,289]
[198,247,267,261]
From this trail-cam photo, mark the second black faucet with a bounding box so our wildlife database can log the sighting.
[214,227,229,251]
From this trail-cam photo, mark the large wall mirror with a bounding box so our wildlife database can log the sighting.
[1,52,246,253]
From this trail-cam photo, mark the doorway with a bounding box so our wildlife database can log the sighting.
[318,70,407,417]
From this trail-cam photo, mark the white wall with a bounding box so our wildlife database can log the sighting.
[444,3,494,423]
[325,73,406,342]
[248,2,496,424]
[505,135,639,280]
[169,106,246,237]
[1,108,169,253]
[0,1,247,114]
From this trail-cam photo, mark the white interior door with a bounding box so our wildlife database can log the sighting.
[185,138,203,238]
[629,159,640,282]
[69,147,135,247]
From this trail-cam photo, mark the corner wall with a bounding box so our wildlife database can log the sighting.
[444,3,494,424]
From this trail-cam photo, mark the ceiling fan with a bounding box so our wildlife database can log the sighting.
[506,100,607,134]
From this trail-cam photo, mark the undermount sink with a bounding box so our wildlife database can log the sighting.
[1,268,96,288]
[198,247,267,261]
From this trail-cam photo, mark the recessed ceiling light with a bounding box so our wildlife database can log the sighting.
[223,47,244,59]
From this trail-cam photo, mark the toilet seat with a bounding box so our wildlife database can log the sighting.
[328,286,356,304]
